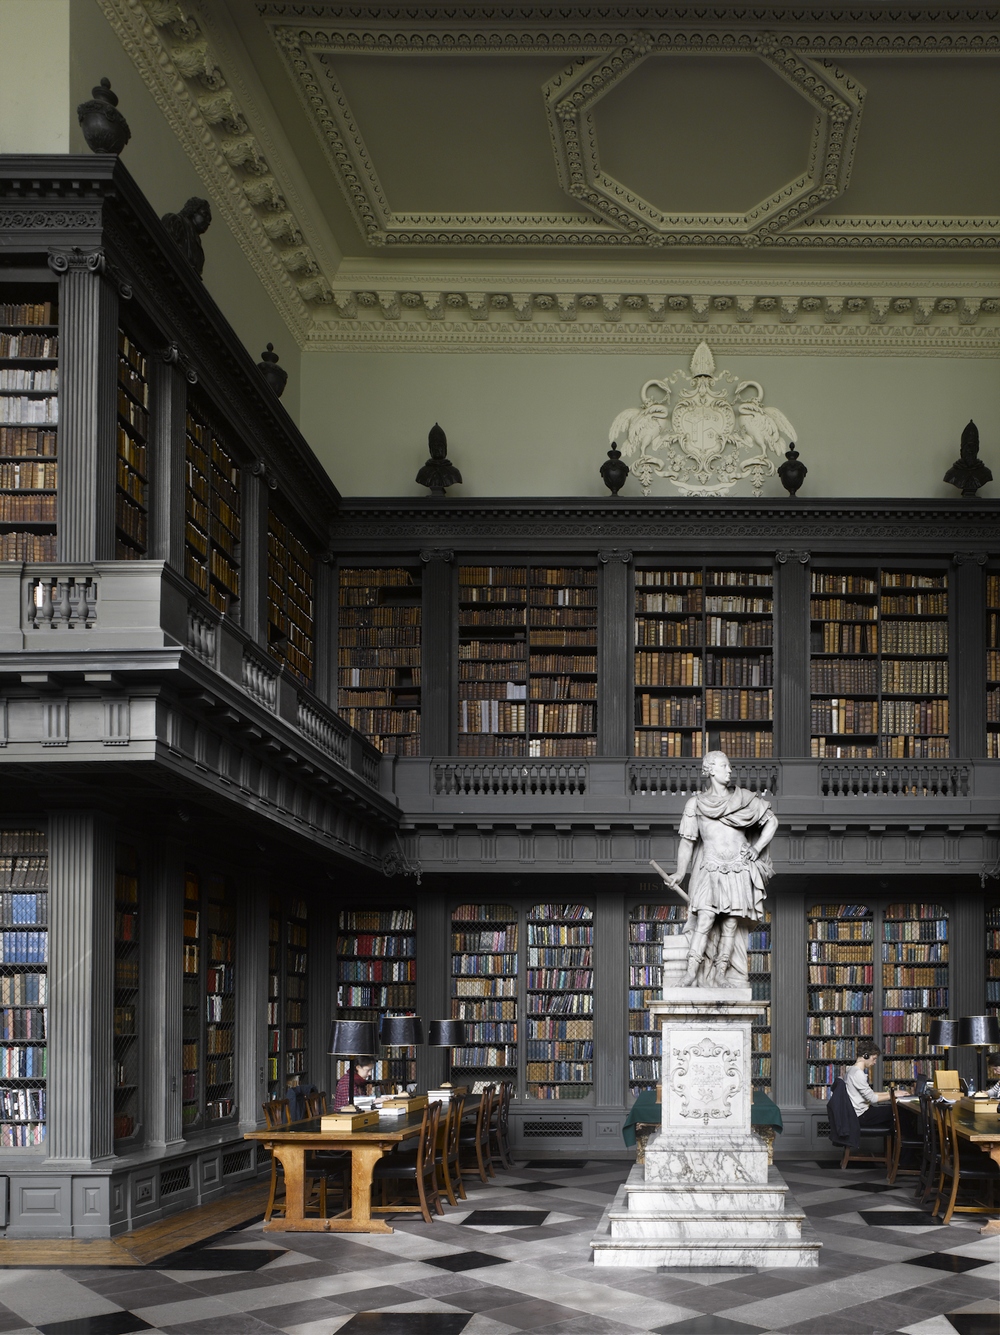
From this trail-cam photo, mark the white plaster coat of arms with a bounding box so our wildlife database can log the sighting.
[609,341,796,497]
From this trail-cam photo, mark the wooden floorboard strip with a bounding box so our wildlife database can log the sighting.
[0,1182,270,1268]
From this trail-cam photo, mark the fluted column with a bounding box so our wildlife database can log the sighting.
[237,871,268,1129]
[420,549,455,754]
[598,550,632,756]
[415,893,449,1088]
[952,555,987,756]
[774,551,810,756]
[50,251,117,562]
[313,558,336,706]
[149,359,186,572]
[772,889,807,1108]
[242,471,266,644]
[949,888,987,1086]
[308,894,337,1098]
[142,840,184,1148]
[47,812,115,1163]
[594,889,626,1104]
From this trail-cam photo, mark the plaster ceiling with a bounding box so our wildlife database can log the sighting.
[100,2,1000,345]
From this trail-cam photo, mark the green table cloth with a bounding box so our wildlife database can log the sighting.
[622,1090,783,1147]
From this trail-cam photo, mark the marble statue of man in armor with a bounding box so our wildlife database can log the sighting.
[666,751,777,988]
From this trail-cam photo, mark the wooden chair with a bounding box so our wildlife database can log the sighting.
[438,1092,467,1207]
[459,1084,495,1184]
[371,1100,445,1224]
[488,1080,514,1169]
[887,1088,922,1184]
[305,1090,327,1117]
[262,1097,339,1220]
[917,1089,944,1203]
[932,1101,1000,1224]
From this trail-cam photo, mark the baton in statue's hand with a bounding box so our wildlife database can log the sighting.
[649,859,689,902]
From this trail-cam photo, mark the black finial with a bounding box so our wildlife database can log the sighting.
[77,76,131,156]
[777,443,807,498]
[944,419,993,497]
[257,343,287,398]
[160,198,212,278]
[416,423,462,496]
[600,444,629,496]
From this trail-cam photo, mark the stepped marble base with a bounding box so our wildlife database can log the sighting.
[592,989,820,1268]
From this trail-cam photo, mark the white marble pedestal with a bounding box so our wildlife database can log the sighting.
[592,989,820,1267]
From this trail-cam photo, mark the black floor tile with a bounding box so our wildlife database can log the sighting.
[946,1316,1000,1335]
[859,1209,943,1226]
[506,1180,562,1192]
[651,1318,766,1334]
[841,1181,905,1193]
[522,1160,588,1169]
[335,1317,471,1334]
[156,1246,285,1271]
[335,1285,430,1313]
[906,1251,995,1272]
[160,1316,280,1335]
[461,1208,550,1226]
[813,1159,877,1170]
[425,1250,512,1272]
[0,1308,30,1335]
[37,1316,154,1335]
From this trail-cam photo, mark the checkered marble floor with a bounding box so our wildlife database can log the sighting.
[0,1158,996,1335]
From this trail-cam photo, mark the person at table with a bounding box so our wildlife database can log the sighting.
[333,1058,375,1110]
[984,1052,1000,1099]
[846,1042,893,1130]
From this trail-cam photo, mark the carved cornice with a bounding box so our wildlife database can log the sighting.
[97,0,326,339]
[333,498,1000,548]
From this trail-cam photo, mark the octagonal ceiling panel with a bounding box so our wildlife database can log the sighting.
[595,56,816,215]
[324,55,572,214]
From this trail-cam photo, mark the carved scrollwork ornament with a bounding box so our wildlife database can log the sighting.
[159,342,198,384]
[598,549,633,564]
[419,548,455,564]
[953,552,988,566]
[382,836,422,885]
[47,248,133,300]
[776,550,811,564]
[251,459,278,491]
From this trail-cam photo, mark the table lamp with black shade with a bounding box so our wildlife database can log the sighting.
[956,1015,1000,1092]
[379,1014,423,1092]
[328,1019,378,1109]
[428,1019,465,1088]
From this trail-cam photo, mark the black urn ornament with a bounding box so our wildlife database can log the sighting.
[777,444,807,497]
[944,419,992,497]
[416,423,462,496]
[600,444,629,496]
[257,344,287,398]
[77,77,131,156]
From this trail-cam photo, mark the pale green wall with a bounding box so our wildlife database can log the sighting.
[301,350,1000,500]
[64,0,301,422]
[0,0,71,152]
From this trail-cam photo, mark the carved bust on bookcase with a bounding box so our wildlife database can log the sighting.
[653,751,777,988]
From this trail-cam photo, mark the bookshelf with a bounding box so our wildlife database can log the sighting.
[0,829,47,1147]
[184,398,241,617]
[284,899,309,1089]
[183,869,237,1131]
[182,870,201,1130]
[806,903,874,1101]
[267,895,281,1100]
[526,902,593,1100]
[451,902,518,1092]
[336,908,417,1090]
[634,566,773,759]
[115,327,149,559]
[750,910,772,1094]
[113,843,140,1143]
[988,573,1000,758]
[810,568,949,759]
[457,565,598,758]
[881,903,948,1092]
[267,511,315,686]
[988,901,1000,1024]
[338,567,422,757]
[0,292,58,562]
[628,902,686,1094]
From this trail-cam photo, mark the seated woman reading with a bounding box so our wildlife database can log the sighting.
[333,1058,374,1111]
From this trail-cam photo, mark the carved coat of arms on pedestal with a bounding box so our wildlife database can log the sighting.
[670,1034,742,1128]
[609,342,796,497]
